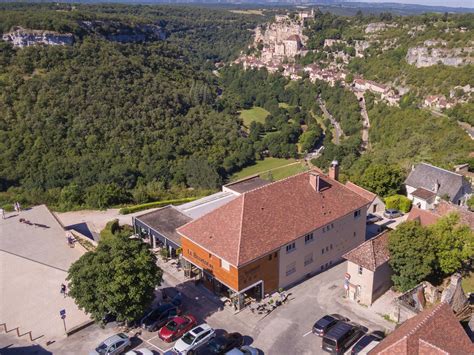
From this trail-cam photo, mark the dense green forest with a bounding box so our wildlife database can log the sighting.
[0,3,472,211]
[0,3,267,210]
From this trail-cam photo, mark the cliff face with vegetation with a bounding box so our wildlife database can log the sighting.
[2,27,74,47]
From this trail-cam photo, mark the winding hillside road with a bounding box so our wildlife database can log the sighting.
[355,91,371,151]
[318,98,344,145]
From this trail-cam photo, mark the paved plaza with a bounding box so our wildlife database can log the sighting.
[0,206,90,345]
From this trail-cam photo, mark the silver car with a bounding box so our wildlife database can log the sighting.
[90,333,131,355]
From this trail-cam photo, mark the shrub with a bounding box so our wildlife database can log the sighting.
[385,194,412,213]
[119,197,201,215]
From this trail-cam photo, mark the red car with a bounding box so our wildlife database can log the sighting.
[158,315,197,342]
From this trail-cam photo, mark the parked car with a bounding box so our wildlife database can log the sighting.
[158,315,197,342]
[383,209,402,219]
[322,321,367,354]
[141,303,181,332]
[351,330,385,354]
[90,333,131,355]
[366,213,383,224]
[312,314,350,336]
[125,349,154,355]
[225,346,259,355]
[173,324,216,355]
[207,332,244,354]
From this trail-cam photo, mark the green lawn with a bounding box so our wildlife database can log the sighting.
[239,107,270,127]
[262,162,309,181]
[231,157,308,181]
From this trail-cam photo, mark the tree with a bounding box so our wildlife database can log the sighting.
[467,195,474,211]
[299,129,320,153]
[355,164,404,198]
[67,233,162,324]
[385,194,412,213]
[184,157,221,189]
[388,221,436,292]
[430,213,474,275]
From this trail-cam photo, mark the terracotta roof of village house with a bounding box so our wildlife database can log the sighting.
[342,231,390,272]
[406,207,440,227]
[344,181,377,203]
[177,171,371,267]
[369,302,474,354]
[411,187,436,200]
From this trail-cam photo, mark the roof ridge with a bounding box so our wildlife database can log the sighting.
[419,162,463,178]
[237,194,245,265]
[418,339,449,354]
[370,238,377,271]
[406,302,446,337]
[242,168,310,195]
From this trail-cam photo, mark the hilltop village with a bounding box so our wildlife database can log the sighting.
[235,10,473,111]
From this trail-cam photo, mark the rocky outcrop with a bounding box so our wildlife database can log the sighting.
[406,45,473,67]
[79,21,166,43]
[2,27,74,47]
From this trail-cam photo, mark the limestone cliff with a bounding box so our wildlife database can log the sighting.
[406,41,473,67]
[2,27,74,47]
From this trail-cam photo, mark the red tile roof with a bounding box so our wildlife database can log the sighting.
[406,207,440,227]
[343,231,390,271]
[411,187,436,200]
[178,171,371,267]
[369,302,474,354]
[345,181,377,204]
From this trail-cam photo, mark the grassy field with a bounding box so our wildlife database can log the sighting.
[231,157,308,181]
[262,162,309,181]
[239,107,270,127]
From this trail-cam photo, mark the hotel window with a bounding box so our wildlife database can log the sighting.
[330,244,333,250]
[354,209,361,218]
[304,233,314,244]
[358,266,363,275]
[321,248,324,255]
[286,262,296,276]
[221,259,230,271]
[286,242,296,253]
[304,253,314,266]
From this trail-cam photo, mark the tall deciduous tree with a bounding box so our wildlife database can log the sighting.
[430,213,474,275]
[356,164,404,198]
[67,234,162,324]
[388,221,435,292]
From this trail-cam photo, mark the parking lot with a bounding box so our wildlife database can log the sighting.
[1,259,395,355]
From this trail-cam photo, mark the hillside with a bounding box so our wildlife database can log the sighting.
[0,3,267,210]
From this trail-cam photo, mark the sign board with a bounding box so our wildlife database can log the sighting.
[60,309,66,319]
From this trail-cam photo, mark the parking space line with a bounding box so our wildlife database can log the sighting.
[147,334,159,342]
[139,336,165,352]
[302,330,313,337]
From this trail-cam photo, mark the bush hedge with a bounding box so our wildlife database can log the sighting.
[119,197,201,215]
[385,194,412,213]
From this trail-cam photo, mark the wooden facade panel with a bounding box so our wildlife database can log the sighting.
[239,251,280,294]
[181,238,239,291]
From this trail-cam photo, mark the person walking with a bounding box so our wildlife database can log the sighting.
[60,283,67,298]
[13,203,18,213]
[0,208,4,219]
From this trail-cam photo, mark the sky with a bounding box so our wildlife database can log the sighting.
[347,0,474,8]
